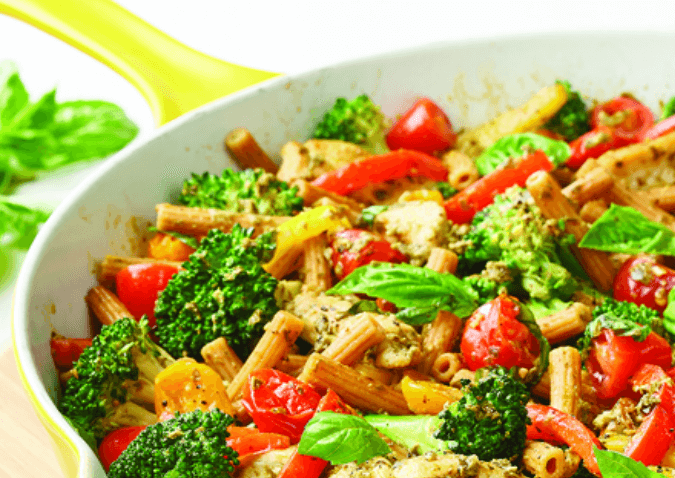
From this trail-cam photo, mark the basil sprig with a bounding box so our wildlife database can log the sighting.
[297,412,391,465]
[517,302,550,384]
[327,262,478,325]
[579,204,675,256]
[475,133,571,176]
[595,448,666,478]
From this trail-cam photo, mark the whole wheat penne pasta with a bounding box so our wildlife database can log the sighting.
[322,315,386,366]
[646,185,675,212]
[156,203,290,238]
[352,362,394,385]
[301,234,333,293]
[522,441,566,478]
[418,310,462,375]
[226,311,304,400]
[562,449,581,478]
[430,352,463,383]
[607,183,675,233]
[579,199,609,224]
[449,368,475,388]
[200,337,243,383]
[425,248,459,274]
[456,83,568,157]
[291,178,364,211]
[275,354,308,376]
[562,166,614,205]
[549,347,582,417]
[526,171,615,291]
[298,353,411,415]
[85,285,132,325]
[99,255,183,282]
[442,150,479,190]
[535,303,592,345]
[225,128,278,174]
[531,369,597,406]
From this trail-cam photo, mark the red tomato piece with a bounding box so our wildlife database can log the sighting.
[115,263,179,327]
[227,427,291,468]
[526,404,602,476]
[625,405,675,466]
[311,149,447,196]
[444,150,553,224]
[331,229,407,280]
[460,295,540,371]
[640,115,675,141]
[385,98,457,154]
[98,426,146,471]
[613,255,675,314]
[565,126,623,169]
[592,96,654,144]
[241,369,322,444]
[50,337,92,369]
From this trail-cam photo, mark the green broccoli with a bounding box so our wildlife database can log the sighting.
[435,366,531,461]
[154,225,279,359]
[59,317,174,442]
[543,80,591,141]
[312,95,390,154]
[578,298,665,352]
[433,181,458,199]
[179,168,303,216]
[462,262,513,305]
[107,409,238,478]
[455,187,578,303]
[662,96,675,120]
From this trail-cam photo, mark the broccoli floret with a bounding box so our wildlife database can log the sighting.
[179,168,303,216]
[59,317,174,442]
[462,262,513,305]
[578,298,664,352]
[435,366,530,461]
[543,80,591,141]
[107,408,238,478]
[433,182,458,199]
[662,96,675,120]
[154,225,279,359]
[312,95,390,154]
[456,187,578,303]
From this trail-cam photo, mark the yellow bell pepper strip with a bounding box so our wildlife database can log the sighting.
[264,205,350,279]
[400,375,463,414]
[154,357,235,420]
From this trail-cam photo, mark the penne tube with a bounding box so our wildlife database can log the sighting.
[549,347,582,418]
[562,166,614,205]
[425,248,459,275]
[646,185,675,212]
[531,369,597,407]
[522,441,566,478]
[535,303,592,345]
[579,199,609,224]
[226,311,304,401]
[442,150,480,190]
[275,354,308,376]
[99,255,183,282]
[155,203,289,238]
[526,171,615,291]
[225,127,278,174]
[298,353,411,415]
[301,234,333,293]
[85,285,132,325]
[449,368,475,388]
[200,337,243,383]
[607,183,675,233]
[352,362,394,385]
[418,310,462,375]
[430,353,464,383]
[322,315,386,366]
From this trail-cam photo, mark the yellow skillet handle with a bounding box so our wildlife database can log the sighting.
[0,0,280,124]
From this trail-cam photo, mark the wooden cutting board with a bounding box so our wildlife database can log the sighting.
[0,347,64,478]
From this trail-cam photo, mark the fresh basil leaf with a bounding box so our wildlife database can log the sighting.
[396,304,444,325]
[517,302,550,384]
[0,63,29,129]
[327,262,478,319]
[347,300,380,315]
[8,89,57,131]
[298,411,391,465]
[595,448,665,478]
[0,200,50,249]
[364,414,445,454]
[579,204,675,256]
[475,133,571,176]
[663,289,675,336]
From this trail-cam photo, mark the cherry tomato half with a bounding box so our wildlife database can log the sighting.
[460,295,540,371]
[115,263,180,327]
[591,96,654,144]
[50,337,92,369]
[386,98,457,155]
[613,255,675,314]
[331,229,407,280]
[98,426,146,471]
[565,126,623,169]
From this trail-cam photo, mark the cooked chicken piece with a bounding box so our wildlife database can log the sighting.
[371,314,422,369]
[234,446,296,478]
[277,139,369,183]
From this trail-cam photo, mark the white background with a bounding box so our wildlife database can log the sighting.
[1,0,675,349]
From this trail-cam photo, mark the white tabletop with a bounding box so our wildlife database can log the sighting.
[1,0,675,349]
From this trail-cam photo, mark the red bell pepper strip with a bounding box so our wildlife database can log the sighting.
[277,390,353,478]
[311,149,447,196]
[640,115,675,141]
[443,149,553,224]
[50,337,92,369]
[227,426,292,468]
[526,403,602,476]
[241,369,322,444]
